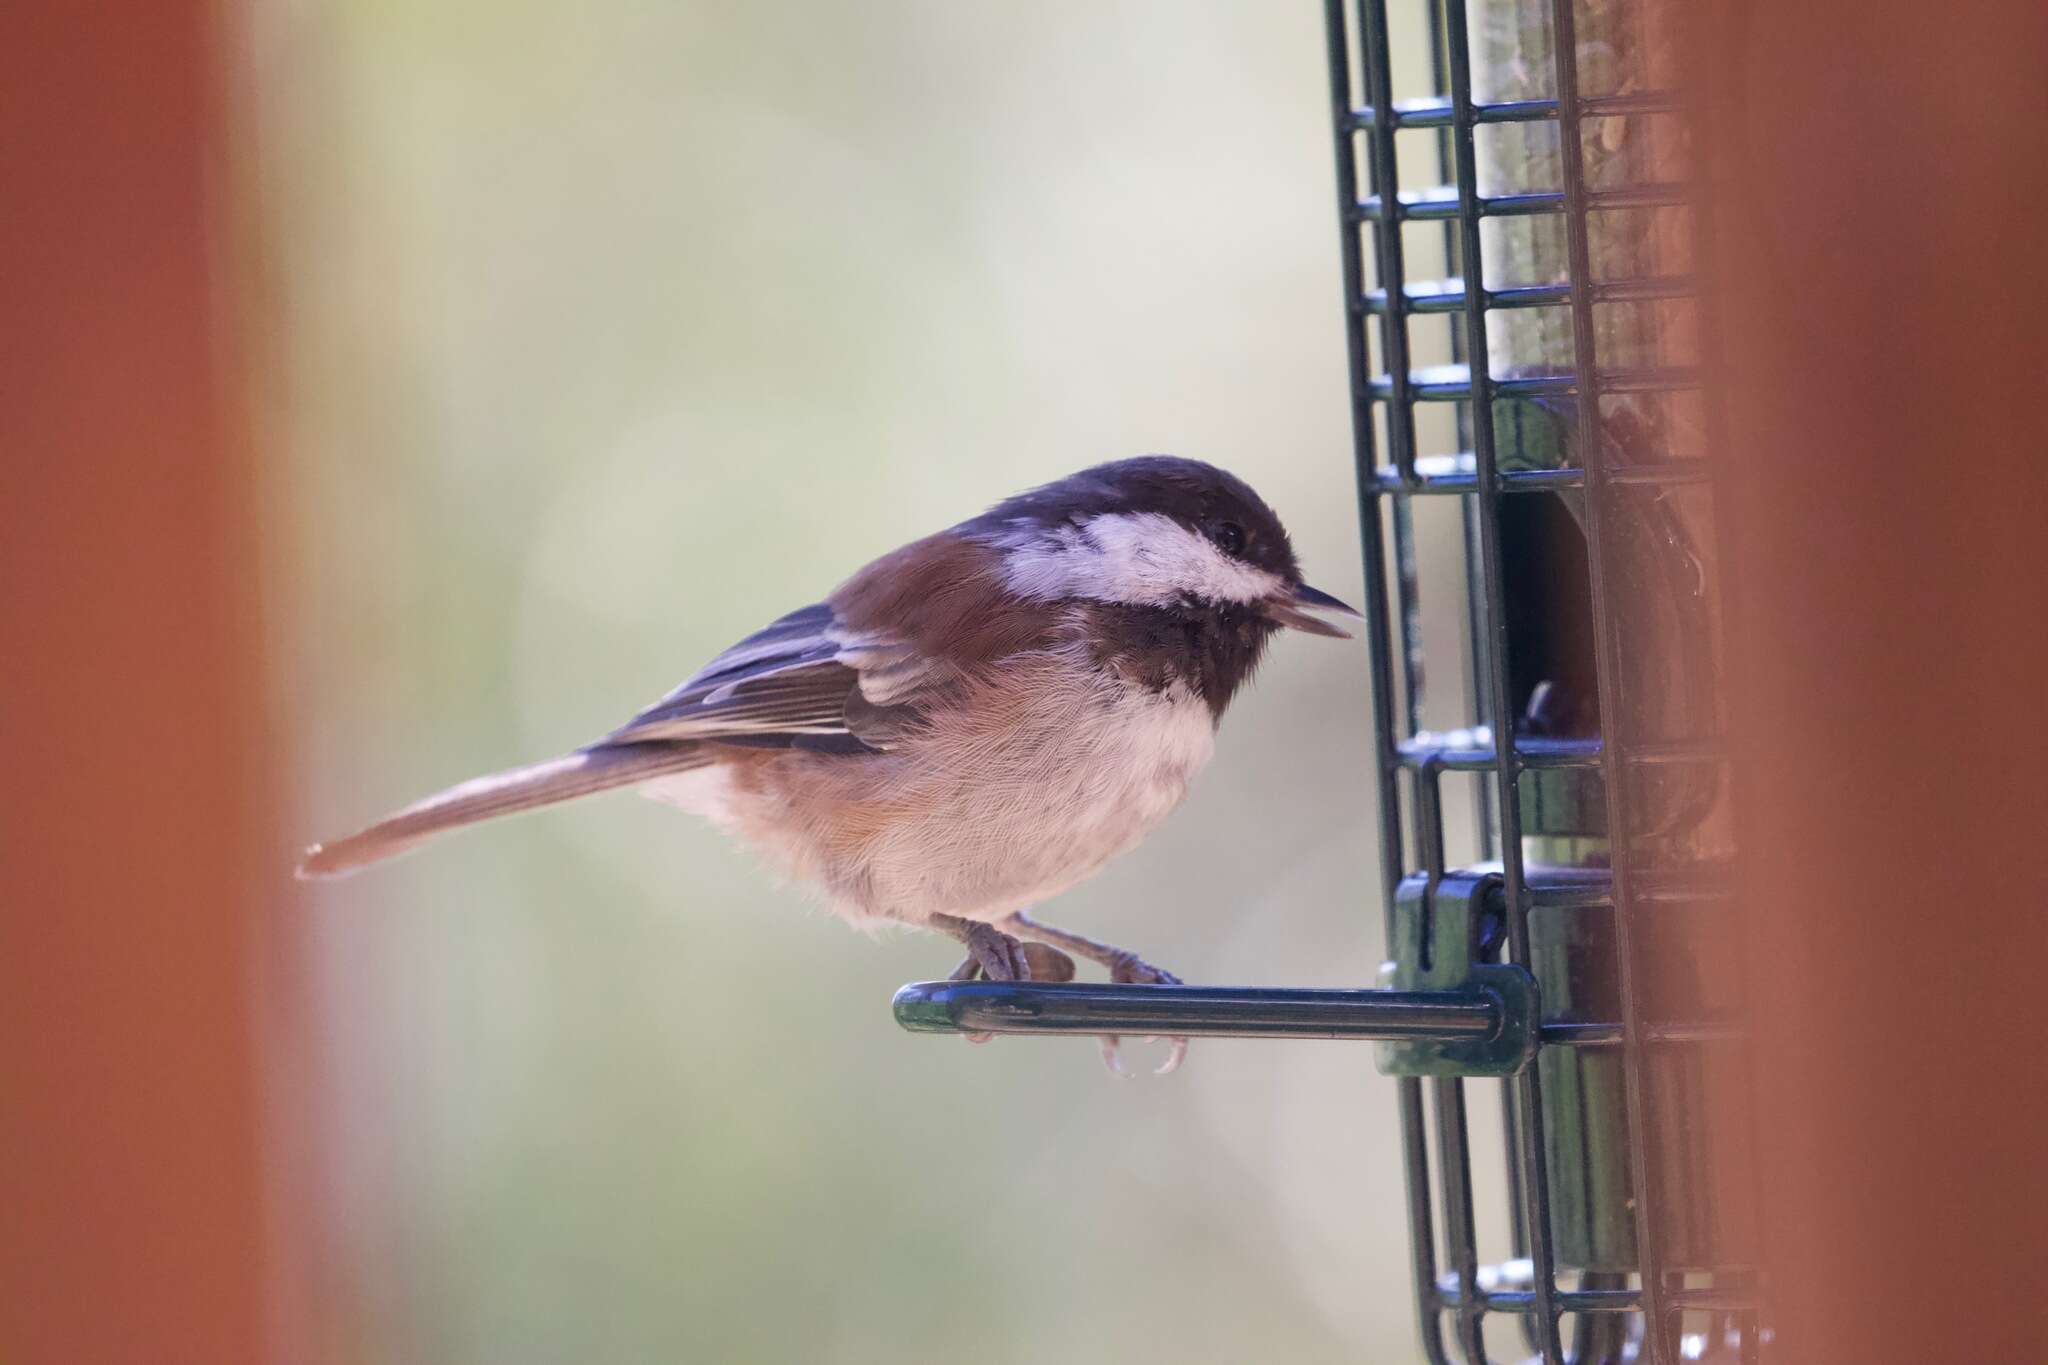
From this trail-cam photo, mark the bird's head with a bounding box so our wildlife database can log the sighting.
[963,455,1360,638]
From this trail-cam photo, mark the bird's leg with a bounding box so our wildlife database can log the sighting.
[930,912,1033,982]
[1000,911,1188,1076]
[1001,911,1182,984]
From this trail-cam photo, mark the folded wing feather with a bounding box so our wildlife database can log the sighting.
[604,603,936,749]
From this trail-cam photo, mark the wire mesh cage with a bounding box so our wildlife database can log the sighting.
[1322,0,1753,1361]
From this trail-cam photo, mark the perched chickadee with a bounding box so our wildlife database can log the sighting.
[299,456,1357,1072]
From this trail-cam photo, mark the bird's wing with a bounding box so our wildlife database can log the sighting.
[607,530,1061,754]
[600,603,948,754]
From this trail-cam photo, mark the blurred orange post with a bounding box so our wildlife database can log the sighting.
[1696,1,2048,1360]
[0,3,287,1362]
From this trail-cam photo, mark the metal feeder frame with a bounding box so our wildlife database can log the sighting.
[895,2,1754,1361]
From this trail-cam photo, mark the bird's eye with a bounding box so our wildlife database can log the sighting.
[1210,520,1247,557]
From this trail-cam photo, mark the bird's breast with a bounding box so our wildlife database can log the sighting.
[873,662,1218,919]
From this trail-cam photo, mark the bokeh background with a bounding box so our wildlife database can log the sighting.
[14,3,2045,1362]
[254,2,1496,1360]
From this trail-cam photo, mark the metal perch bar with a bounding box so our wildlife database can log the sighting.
[893,980,1506,1042]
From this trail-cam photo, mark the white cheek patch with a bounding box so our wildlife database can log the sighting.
[997,511,1283,607]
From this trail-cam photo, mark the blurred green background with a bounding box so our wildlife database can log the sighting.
[256,2,1500,1360]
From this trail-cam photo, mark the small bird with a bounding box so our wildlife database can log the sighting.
[299,456,1357,1072]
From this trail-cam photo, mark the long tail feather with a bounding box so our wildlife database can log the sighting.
[297,742,710,879]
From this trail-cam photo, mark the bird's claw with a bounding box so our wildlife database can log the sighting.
[1098,954,1188,1077]
[1097,1033,1189,1078]
[1152,1035,1189,1075]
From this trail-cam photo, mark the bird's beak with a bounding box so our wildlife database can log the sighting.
[1263,581,1362,638]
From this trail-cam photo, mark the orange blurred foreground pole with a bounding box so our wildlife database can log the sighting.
[1694,1,2048,1360]
[0,3,289,1362]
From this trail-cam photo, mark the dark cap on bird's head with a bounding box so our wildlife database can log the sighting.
[967,455,1299,580]
[961,455,1357,638]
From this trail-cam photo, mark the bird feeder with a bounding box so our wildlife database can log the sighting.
[894,2,1751,1360]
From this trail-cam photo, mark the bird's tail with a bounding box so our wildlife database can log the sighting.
[296,742,712,879]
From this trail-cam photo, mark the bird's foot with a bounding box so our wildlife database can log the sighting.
[1100,952,1189,1078]
[1107,951,1181,987]
[946,934,1075,985]
[936,916,1073,1044]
